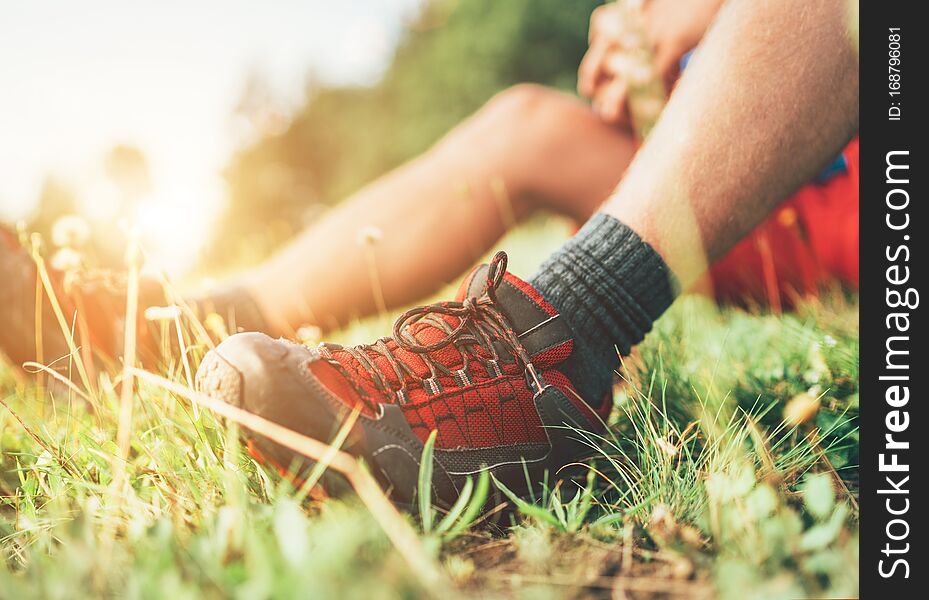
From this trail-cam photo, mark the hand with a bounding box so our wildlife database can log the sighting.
[578,0,724,125]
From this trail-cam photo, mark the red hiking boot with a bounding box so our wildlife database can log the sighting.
[1,223,265,374]
[0,223,163,370]
[195,252,611,506]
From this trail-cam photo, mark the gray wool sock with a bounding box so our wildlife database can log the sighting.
[529,213,678,402]
[195,286,270,334]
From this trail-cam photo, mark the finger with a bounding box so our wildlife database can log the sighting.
[588,4,620,43]
[603,51,654,87]
[578,39,611,98]
[594,77,630,125]
[652,41,685,91]
[588,4,605,42]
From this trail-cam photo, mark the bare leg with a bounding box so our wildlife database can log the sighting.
[243,85,638,335]
[603,0,858,289]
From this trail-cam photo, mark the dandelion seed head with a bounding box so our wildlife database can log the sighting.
[655,436,679,458]
[52,215,90,249]
[50,247,83,272]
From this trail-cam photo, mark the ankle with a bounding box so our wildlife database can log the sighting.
[529,213,678,400]
[193,283,275,336]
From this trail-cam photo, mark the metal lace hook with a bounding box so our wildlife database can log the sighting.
[524,362,549,398]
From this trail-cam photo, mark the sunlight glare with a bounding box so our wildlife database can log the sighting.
[132,182,222,278]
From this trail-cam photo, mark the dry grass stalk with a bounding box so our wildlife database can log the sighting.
[115,236,142,478]
[129,367,447,592]
[29,239,96,402]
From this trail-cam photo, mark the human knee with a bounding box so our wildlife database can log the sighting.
[478,84,562,137]
[436,84,568,171]
[486,84,552,116]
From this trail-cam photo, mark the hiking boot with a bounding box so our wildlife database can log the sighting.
[0,223,263,373]
[195,252,611,506]
[0,224,160,370]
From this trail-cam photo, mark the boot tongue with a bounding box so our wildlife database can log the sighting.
[456,262,572,356]
[456,264,491,300]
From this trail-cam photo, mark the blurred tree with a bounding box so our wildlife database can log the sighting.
[211,0,601,268]
[104,144,152,200]
[27,144,150,269]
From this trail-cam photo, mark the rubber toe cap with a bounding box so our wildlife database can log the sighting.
[195,332,332,433]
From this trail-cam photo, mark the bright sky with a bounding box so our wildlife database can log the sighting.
[0,0,421,274]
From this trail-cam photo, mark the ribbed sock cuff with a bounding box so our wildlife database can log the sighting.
[530,213,678,369]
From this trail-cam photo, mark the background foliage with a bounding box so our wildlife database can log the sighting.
[211,0,601,267]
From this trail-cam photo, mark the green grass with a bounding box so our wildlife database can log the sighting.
[0,222,859,599]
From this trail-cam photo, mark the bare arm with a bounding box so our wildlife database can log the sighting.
[602,0,859,288]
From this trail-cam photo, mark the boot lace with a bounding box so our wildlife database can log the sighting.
[321,252,546,408]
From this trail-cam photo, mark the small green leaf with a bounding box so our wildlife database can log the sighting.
[445,469,490,540]
[551,488,566,527]
[570,469,596,532]
[592,511,626,528]
[273,499,308,566]
[801,473,834,520]
[492,475,563,530]
[418,430,438,533]
[435,476,473,536]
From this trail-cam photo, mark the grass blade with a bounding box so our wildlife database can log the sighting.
[418,430,437,533]
[492,475,562,530]
[434,475,473,537]
[445,469,490,540]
